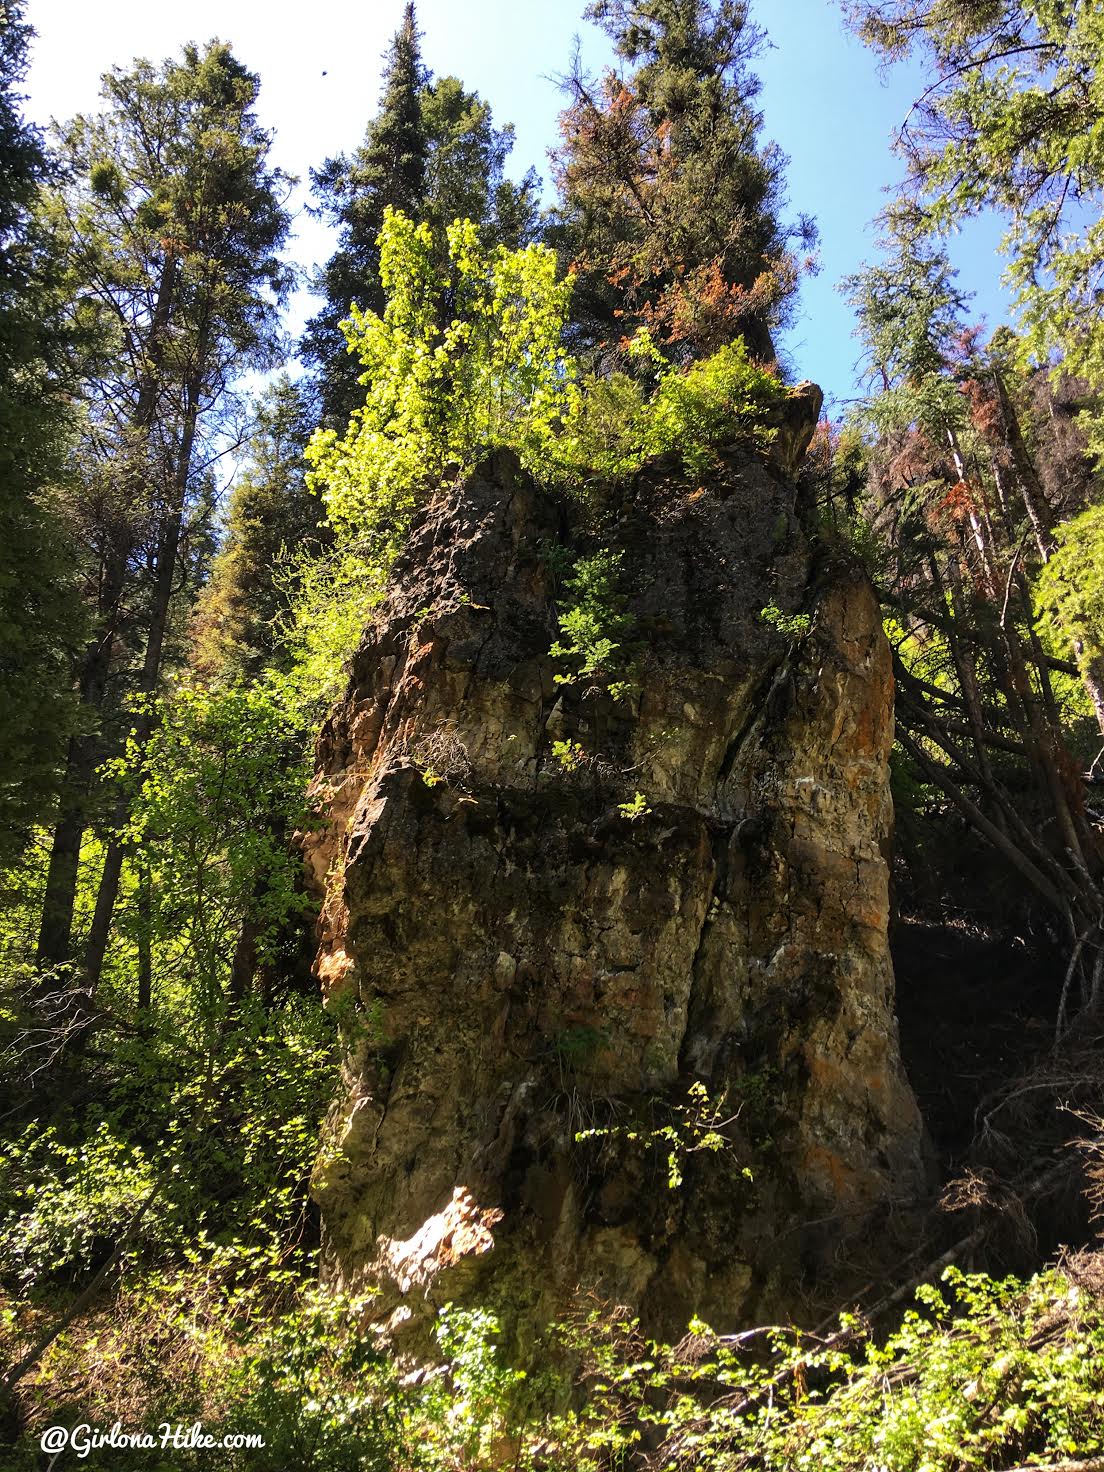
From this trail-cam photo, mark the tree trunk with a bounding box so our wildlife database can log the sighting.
[36,543,129,967]
[84,386,202,993]
[229,918,257,1004]
[35,258,180,969]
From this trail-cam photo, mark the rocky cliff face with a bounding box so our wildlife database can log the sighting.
[305,404,924,1347]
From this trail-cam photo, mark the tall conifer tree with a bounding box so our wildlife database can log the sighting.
[36,41,292,975]
[302,3,430,428]
[843,0,1104,443]
[553,0,813,364]
[0,0,85,867]
[303,2,538,428]
[189,376,323,681]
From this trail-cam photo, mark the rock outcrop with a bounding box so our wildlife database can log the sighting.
[305,416,924,1348]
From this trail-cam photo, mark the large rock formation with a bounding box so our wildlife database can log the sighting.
[305,404,925,1347]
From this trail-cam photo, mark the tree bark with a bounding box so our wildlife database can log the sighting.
[35,258,180,969]
[84,369,203,994]
[36,541,129,967]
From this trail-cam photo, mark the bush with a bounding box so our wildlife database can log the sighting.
[552,330,782,489]
[298,213,788,698]
[0,1122,159,1290]
[540,1263,1104,1471]
[221,1286,405,1471]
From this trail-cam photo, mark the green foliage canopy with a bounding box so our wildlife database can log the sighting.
[302,3,537,427]
[107,681,311,1026]
[1037,501,1104,673]
[307,210,574,540]
[844,0,1104,435]
[294,209,574,709]
[297,209,783,705]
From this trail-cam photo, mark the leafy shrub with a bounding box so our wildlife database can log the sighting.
[541,1263,1104,1471]
[306,209,573,545]
[641,335,782,474]
[273,540,389,712]
[759,602,813,641]
[418,1305,531,1469]
[617,792,651,821]
[552,371,649,483]
[0,1122,159,1290]
[297,213,788,700]
[551,738,589,772]
[550,549,632,689]
[552,330,783,487]
[574,1080,743,1192]
[105,680,312,1028]
[9,1274,528,1471]
[221,1285,405,1471]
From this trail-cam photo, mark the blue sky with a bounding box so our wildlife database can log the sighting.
[21,0,1013,410]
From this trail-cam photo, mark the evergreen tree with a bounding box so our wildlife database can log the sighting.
[840,224,1104,989]
[843,0,1104,443]
[302,2,538,428]
[841,225,972,441]
[36,41,292,978]
[552,0,814,363]
[420,75,538,250]
[190,376,324,681]
[301,2,430,428]
[0,0,85,866]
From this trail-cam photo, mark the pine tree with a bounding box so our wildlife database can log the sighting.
[553,0,813,364]
[841,225,972,441]
[843,0,1104,443]
[36,41,292,977]
[301,2,430,428]
[190,376,324,681]
[841,223,1104,990]
[302,2,539,428]
[420,75,538,250]
[0,0,86,867]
